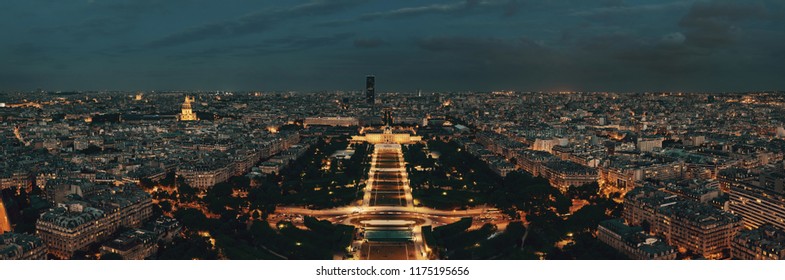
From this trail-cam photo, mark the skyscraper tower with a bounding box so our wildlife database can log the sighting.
[365,75,375,105]
[178,95,198,121]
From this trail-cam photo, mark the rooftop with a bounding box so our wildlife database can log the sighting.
[38,202,104,229]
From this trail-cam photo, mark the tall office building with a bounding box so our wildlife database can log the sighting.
[365,75,375,105]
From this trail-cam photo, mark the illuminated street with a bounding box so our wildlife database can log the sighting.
[0,199,11,233]
[275,134,509,260]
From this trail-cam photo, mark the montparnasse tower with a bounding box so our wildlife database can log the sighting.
[178,95,199,121]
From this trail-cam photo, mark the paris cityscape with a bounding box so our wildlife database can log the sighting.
[2,86,785,260]
[2,1,785,262]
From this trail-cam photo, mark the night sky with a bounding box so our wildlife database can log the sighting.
[1,0,784,92]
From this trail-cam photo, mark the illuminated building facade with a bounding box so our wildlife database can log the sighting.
[36,186,153,259]
[540,160,598,193]
[515,150,555,177]
[726,172,785,231]
[597,219,677,260]
[36,203,109,259]
[732,224,785,260]
[178,96,198,121]
[99,229,158,260]
[304,117,360,127]
[623,186,742,259]
[177,165,232,189]
[351,126,422,144]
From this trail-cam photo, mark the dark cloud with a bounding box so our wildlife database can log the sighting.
[27,0,190,41]
[563,0,783,79]
[571,2,689,17]
[679,0,769,48]
[1,0,784,92]
[170,33,356,59]
[148,0,365,48]
[268,33,356,53]
[321,0,514,26]
[566,30,707,79]
[362,0,480,19]
[353,38,385,48]
[416,36,563,69]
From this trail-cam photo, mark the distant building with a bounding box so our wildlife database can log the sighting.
[365,75,375,105]
[42,178,99,204]
[540,160,597,193]
[531,137,567,153]
[177,164,232,189]
[597,219,677,260]
[148,216,182,243]
[100,229,158,260]
[351,126,422,144]
[0,232,47,260]
[661,179,721,204]
[732,224,785,260]
[178,96,198,121]
[598,156,683,195]
[304,117,359,127]
[0,170,33,191]
[515,150,555,177]
[636,137,663,153]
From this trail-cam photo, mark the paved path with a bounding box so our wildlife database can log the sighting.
[0,199,12,233]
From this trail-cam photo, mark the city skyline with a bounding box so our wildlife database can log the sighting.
[3,87,785,260]
[1,0,784,92]
[3,0,785,265]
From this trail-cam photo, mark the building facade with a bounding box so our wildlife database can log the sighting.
[36,185,153,259]
[178,96,198,121]
[731,224,785,260]
[304,117,359,127]
[0,232,47,260]
[365,75,375,105]
[36,203,108,259]
[597,219,677,260]
[100,229,158,260]
[726,168,785,231]
[624,186,742,259]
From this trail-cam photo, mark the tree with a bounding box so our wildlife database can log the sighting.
[160,171,176,187]
[158,200,173,213]
[139,178,155,190]
[567,205,608,233]
[177,179,198,202]
[567,182,599,201]
[173,208,211,231]
[158,234,219,260]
